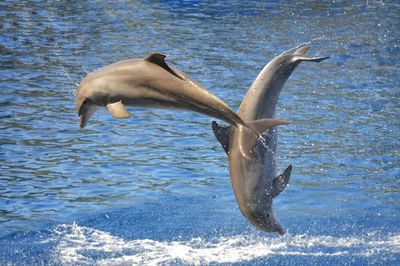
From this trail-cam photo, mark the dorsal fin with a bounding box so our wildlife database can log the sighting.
[145,53,184,80]
[212,121,231,154]
[272,165,292,198]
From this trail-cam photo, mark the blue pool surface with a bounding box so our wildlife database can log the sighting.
[0,1,399,264]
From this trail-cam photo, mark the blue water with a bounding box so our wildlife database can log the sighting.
[1,1,399,265]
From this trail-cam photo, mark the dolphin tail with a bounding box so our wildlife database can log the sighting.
[293,45,330,62]
[238,119,289,160]
[212,119,288,159]
[226,112,265,140]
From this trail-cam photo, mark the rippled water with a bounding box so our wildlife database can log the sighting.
[1,0,399,265]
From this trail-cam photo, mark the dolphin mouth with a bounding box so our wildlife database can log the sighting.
[78,103,99,129]
[251,209,286,236]
[76,98,87,128]
[252,219,286,236]
[257,220,286,236]
[274,222,286,235]
[260,219,286,236]
[79,114,86,129]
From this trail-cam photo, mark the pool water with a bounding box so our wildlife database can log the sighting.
[1,1,399,264]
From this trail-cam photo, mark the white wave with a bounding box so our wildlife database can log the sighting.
[45,223,400,265]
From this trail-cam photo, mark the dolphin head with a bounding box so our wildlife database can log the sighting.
[248,205,286,235]
[76,81,103,128]
[238,164,291,236]
[212,120,292,235]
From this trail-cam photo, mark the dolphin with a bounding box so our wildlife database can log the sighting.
[76,53,274,159]
[212,45,329,235]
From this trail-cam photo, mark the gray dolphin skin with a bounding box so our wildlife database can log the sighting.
[212,45,329,235]
[76,53,276,158]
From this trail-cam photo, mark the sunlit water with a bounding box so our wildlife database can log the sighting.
[1,1,399,265]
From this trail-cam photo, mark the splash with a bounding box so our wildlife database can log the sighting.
[20,5,80,90]
[44,223,400,265]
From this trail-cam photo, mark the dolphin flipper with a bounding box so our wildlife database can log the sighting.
[106,100,132,119]
[212,121,231,154]
[272,164,292,198]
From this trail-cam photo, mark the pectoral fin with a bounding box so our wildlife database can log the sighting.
[272,165,292,198]
[211,121,231,154]
[106,100,132,119]
[239,119,289,160]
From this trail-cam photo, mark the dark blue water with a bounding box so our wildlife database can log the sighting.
[1,1,399,265]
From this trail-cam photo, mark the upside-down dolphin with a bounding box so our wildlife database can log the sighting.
[212,45,329,235]
[76,53,274,159]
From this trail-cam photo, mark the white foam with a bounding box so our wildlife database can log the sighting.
[45,223,400,265]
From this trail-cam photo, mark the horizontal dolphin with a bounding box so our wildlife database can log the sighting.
[76,53,274,158]
[212,45,329,235]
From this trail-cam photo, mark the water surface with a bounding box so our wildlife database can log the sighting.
[1,0,399,264]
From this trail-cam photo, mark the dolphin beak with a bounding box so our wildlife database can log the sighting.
[78,104,99,129]
[275,222,286,235]
[79,114,86,128]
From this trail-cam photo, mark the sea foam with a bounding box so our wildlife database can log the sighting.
[44,223,400,265]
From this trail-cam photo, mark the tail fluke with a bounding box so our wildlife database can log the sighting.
[238,119,289,160]
[293,45,330,62]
